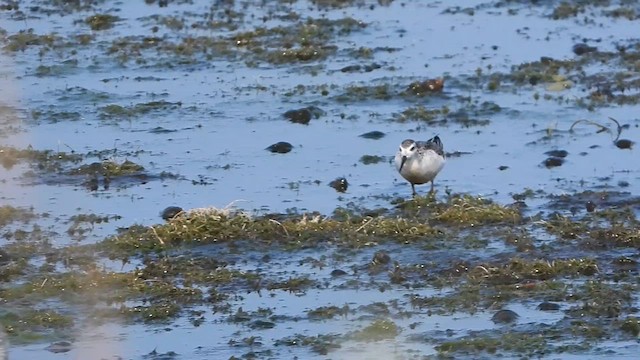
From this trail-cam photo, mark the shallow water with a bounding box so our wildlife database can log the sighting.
[1,0,640,359]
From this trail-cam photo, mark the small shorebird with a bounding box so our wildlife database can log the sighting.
[395,136,445,196]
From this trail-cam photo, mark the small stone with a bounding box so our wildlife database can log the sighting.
[283,106,324,125]
[329,177,348,193]
[585,201,596,213]
[161,206,183,220]
[537,301,561,311]
[615,139,633,149]
[284,108,311,124]
[572,43,597,56]
[330,269,348,277]
[45,341,73,354]
[491,309,519,324]
[363,63,381,72]
[543,157,564,168]
[266,142,293,154]
[250,320,276,329]
[340,64,361,73]
[544,149,568,158]
[359,130,386,140]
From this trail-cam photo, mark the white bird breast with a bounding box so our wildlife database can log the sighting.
[395,150,445,184]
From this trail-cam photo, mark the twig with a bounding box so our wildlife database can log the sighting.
[569,119,610,134]
[608,117,623,142]
[150,226,165,245]
[355,217,374,233]
[269,219,289,237]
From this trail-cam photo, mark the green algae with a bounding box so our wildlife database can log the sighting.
[0,145,170,191]
[620,317,640,336]
[275,334,341,355]
[85,14,120,31]
[394,105,448,124]
[307,305,348,320]
[1,190,639,354]
[0,205,37,227]
[349,319,399,341]
[99,101,182,119]
[70,160,144,177]
[0,146,82,170]
[437,331,548,357]
[3,29,61,52]
[359,155,385,165]
[433,195,521,226]
[336,84,392,102]
[473,257,597,282]
[551,3,581,20]
[0,309,74,344]
[105,16,365,66]
[101,208,440,256]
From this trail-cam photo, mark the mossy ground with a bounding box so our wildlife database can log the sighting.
[2,190,639,357]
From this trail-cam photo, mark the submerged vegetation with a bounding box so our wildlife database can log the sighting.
[2,189,639,356]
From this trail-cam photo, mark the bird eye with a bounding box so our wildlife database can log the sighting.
[410,146,416,151]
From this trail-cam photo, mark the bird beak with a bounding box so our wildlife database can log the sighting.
[400,155,407,171]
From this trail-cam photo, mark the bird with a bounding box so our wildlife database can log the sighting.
[395,136,445,196]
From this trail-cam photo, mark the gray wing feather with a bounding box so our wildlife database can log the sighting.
[416,136,444,156]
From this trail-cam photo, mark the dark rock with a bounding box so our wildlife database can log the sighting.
[572,43,597,56]
[329,177,348,193]
[491,309,519,324]
[543,157,564,168]
[585,201,596,213]
[250,320,276,329]
[615,139,633,149]
[330,269,348,277]
[161,206,183,220]
[340,64,361,73]
[283,106,324,125]
[284,108,311,124]
[537,301,561,311]
[544,149,568,158]
[359,130,386,140]
[363,63,381,72]
[266,142,293,154]
[45,341,73,354]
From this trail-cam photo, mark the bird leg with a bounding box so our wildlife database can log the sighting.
[429,180,435,193]
[411,183,417,197]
